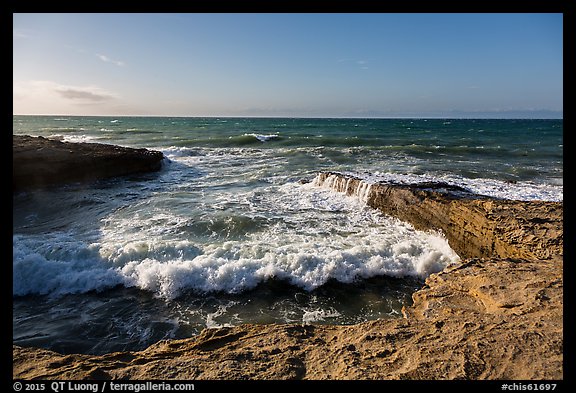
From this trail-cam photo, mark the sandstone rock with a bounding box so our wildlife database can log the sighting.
[13,135,164,192]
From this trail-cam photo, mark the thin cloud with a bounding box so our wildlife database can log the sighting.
[13,80,122,114]
[14,80,117,103]
[97,54,125,67]
[56,88,114,102]
[338,58,369,70]
[13,29,31,39]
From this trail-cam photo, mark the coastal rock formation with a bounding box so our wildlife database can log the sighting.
[13,135,164,192]
[313,172,563,261]
[12,172,563,380]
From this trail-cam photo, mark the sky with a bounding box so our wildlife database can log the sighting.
[13,13,563,118]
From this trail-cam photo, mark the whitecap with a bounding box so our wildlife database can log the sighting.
[244,133,280,142]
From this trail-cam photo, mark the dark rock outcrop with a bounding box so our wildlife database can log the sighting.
[13,135,164,192]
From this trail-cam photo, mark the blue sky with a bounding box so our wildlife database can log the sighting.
[13,13,563,118]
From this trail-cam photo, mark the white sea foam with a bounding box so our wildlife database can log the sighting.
[113,221,457,299]
[205,303,237,328]
[13,183,460,299]
[302,308,340,324]
[161,146,201,158]
[49,134,99,144]
[12,233,123,297]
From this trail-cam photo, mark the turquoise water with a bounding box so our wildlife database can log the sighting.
[13,116,563,187]
[13,116,562,355]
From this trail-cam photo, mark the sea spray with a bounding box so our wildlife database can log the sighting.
[313,172,373,204]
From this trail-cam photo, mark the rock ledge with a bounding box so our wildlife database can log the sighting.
[13,135,164,191]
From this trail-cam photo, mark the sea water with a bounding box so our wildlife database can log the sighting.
[12,116,562,354]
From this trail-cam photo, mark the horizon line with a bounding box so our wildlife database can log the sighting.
[12,114,564,120]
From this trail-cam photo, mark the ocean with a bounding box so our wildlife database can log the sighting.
[12,116,563,355]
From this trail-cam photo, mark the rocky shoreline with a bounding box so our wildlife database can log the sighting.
[13,165,563,379]
[13,135,164,192]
